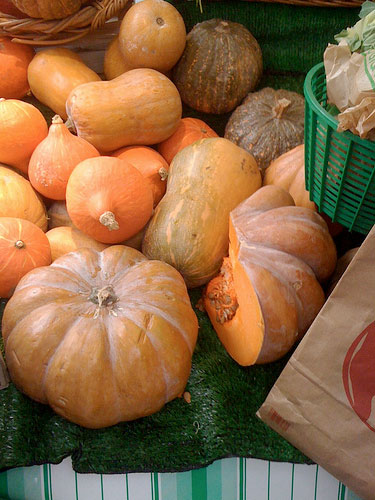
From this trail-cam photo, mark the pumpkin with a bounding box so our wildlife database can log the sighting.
[142,137,262,288]
[66,68,182,153]
[118,0,186,74]
[111,145,169,207]
[0,217,51,298]
[263,144,315,211]
[263,144,344,237]
[2,245,198,428]
[10,0,83,19]
[46,226,107,261]
[47,200,73,230]
[224,87,305,173]
[104,36,134,80]
[27,48,101,121]
[0,37,35,99]
[66,156,154,244]
[157,117,218,164]
[0,98,48,174]
[0,0,27,16]
[172,19,263,114]
[0,164,48,230]
[326,246,359,296]
[203,185,337,366]
[28,115,100,200]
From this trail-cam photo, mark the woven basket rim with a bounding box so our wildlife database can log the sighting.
[0,0,131,45]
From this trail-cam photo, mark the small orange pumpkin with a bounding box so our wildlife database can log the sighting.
[157,117,218,164]
[66,156,154,244]
[0,217,51,298]
[0,98,48,174]
[0,37,35,99]
[28,115,100,200]
[111,145,169,207]
[118,0,186,73]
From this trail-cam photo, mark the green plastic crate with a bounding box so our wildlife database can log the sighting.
[304,62,375,235]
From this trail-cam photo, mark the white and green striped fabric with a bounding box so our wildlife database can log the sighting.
[0,457,363,500]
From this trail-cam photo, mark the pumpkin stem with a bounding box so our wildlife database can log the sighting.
[89,285,118,307]
[205,258,238,324]
[272,98,291,119]
[52,115,64,125]
[158,167,168,181]
[64,117,76,134]
[14,240,25,249]
[99,211,120,231]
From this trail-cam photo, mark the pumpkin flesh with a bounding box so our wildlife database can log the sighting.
[2,245,198,428]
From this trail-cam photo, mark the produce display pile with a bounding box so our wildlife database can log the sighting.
[0,0,366,473]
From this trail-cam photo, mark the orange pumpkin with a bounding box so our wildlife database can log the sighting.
[2,245,198,428]
[46,226,107,261]
[157,117,218,164]
[263,144,316,211]
[111,145,169,207]
[204,185,337,366]
[28,115,100,200]
[0,98,48,174]
[0,164,48,231]
[11,0,83,19]
[118,0,186,73]
[0,217,51,298]
[0,37,35,99]
[66,156,154,244]
[263,144,344,237]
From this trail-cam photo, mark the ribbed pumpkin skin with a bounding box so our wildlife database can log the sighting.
[225,87,305,172]
[172,19,263,114]
[142,137,262,288]
[2,245,198,428]
[11,0,82,19]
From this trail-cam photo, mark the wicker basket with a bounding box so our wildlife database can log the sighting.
[0,0,364,46]
[0,0,132,45]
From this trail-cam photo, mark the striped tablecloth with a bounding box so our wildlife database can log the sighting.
[0,457,363,500]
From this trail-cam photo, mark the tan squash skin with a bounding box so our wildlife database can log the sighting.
[263,144,316,211]
[104,36,135,80]
[0,164,47,231]
[2,245,198,428]
[28,48,101,120]
[46,226,108,261]
[66,68,182,153]
[203,185,335,366]
[118,0,186,73]
[142,137,262,288]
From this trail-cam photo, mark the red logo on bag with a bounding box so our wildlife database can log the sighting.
[342,321,375,432]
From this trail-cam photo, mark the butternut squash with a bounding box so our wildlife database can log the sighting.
[142,137,262,288]
[66,68,182,153]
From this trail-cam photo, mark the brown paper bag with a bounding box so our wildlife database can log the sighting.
[257,225,375,500]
